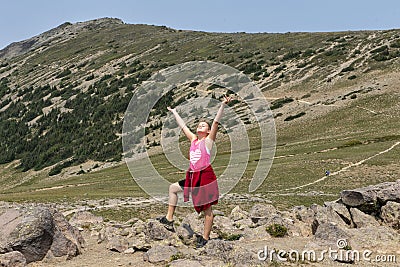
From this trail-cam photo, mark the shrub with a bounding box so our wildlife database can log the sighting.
[270,97,294,110]
[266,224,288,237]
[56,69,72,79]
[341,65,355,72]
[284,111,306,121]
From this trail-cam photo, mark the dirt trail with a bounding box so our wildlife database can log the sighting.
[273,141,400,192]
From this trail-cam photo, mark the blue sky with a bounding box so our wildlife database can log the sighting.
[1,0,400,49]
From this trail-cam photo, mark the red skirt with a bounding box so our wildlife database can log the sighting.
[183,165,219,213]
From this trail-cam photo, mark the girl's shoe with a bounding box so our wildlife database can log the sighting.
[157,216,175,232]
[196,235,208,248]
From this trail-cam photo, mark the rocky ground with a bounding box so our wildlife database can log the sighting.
[1,180,399,267]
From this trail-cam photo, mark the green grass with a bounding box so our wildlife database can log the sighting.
[1,90,399,210]
[1,22,400,217]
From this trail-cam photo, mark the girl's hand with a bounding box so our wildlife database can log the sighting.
[222,95,233,104]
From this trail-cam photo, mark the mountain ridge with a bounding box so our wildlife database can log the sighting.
[0,18,399,203]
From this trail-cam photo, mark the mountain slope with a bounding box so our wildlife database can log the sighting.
[0,18,399,199]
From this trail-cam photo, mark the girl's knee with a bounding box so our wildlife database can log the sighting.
[169,183,182,193]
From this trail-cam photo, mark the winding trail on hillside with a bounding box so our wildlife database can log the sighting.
[270,141,400,193]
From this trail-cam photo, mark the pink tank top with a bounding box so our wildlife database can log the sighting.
[189,138,211,171]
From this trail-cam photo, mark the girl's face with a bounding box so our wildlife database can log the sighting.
[196,122,210,134]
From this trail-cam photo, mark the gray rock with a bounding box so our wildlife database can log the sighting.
[176,223,195,245]
[232,218,253,230]
[345,225,400,251]
[203,239,234,263]
[249,203,277,224]
[0,207,84,264]
[340,180,400,213]
[325,201,353,226]
[349,208,380,228]
[106,236,129,252]
[242,225,271,241]
[0,251,26,267]
[143,245,178,263]
[314,222,350,244]
[292,205,315,224]
[130,233,151,251]
[132,219,146,235]
[1,207,54,263]
[229,245,261,267]
[380,201,400,229]
[181,212,204,234]
[311,204,350,234]
[50,209,85,258]
[145,220,173,241]
[229,205,249,221]
[123,248,135,254]
[213,215,243,239]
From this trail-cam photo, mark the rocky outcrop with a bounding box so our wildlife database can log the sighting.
[1,180,398,266]
[0,206,84,265]
[340,179,400,213]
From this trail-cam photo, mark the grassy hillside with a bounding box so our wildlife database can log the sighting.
[0,18,399,210]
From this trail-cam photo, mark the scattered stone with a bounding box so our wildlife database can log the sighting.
[106,236,129,253]
[123,248,135,254]
[143,245,178,263]
[229,205,249,221]
[145,220,173,241]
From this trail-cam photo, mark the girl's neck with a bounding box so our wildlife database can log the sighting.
[197,134,207,140]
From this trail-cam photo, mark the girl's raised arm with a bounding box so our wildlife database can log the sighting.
[167,106,196,142]
[207,95,232,142]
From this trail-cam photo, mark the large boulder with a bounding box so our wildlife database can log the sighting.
[340,180,400,213]
[0,206,84,264]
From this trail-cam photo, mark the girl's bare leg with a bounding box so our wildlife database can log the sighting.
[203,206,214,240]
[166,182,183,221]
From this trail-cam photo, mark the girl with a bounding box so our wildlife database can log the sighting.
[158,95,232,248]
